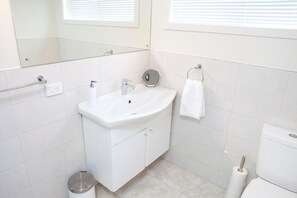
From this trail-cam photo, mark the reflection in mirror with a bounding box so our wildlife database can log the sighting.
[9,0,151,67]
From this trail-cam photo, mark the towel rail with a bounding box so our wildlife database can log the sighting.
[0,75,47,93]
[187,64,204,82]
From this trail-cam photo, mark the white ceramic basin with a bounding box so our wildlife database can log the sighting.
[78,84,176,128]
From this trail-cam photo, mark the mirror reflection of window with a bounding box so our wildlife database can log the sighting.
[63,0,139,27]
[63,0,135,22]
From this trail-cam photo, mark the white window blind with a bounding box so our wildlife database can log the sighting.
[170,0,297,29]
[63,0,135,22]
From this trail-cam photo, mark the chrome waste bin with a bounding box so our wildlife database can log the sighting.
[68,171,96,198]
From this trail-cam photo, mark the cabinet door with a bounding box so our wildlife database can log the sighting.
[146,114,171,166]
[112,130,146,191]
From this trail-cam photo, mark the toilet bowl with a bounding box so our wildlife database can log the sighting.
[241,124,297,198]
[241,178,296,198]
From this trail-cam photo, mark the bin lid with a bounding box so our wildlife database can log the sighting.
[68,171,95,194]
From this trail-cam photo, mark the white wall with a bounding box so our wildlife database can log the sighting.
[150,0,297,188]
[151,0,297,72]
[0,50,149,198]
[55,0,152,49]
[0,0,20,70]
[9,0,58,38]
[150,50,297,189]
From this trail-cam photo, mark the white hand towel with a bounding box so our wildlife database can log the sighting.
[180,79,205,120]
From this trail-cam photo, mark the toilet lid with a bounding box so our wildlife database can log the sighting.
[241,178,297,198]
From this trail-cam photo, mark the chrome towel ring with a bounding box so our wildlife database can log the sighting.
[187,64,204,82]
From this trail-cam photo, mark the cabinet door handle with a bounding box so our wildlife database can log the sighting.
[149,129,153,132]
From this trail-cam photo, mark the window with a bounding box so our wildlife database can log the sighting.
[169,0,297,31]
[63,0,138,27]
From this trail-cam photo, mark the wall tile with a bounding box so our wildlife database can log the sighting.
[164,148,219,185]
[26,148,68,184]
[199,106,231,132]
[60,57,100,91]
[0,137,23,172]
[99,77,122,96]
[64,86,88,116]
[5,64,62,103]
[150,50,297,188]
[20,115,82,160]
[186,141,224,170]
[167,53,193,78]
[233,90,282,123]
[191,124,227,151]
[204,83,236,111]
[9,187,33,198]
[277,99,297,131]
[163,148,189,170]
[122,51,149,75]
[150,50,168,77]
[186,157,219,184]
[172,116,226,151]
[225,135,259,164]
[25,137,83,184]
[160,75,186,95]
[30,164,75,198]
[171,116,194,135]
[0,71,11,107]
[200,58,241,87]
[170,133,223,169]
[228,113,265,143]
[61,137,85,164]
[0,164,29,197]
[71,158,87,172]
[237,64,289,97]
[101,54,126,82]
[13,95,66,133]
[216,171,231,189]
[0,51,149,197]
[100,51,148,82]
[0,106,17,141]
[284,72,297,100]
[170,132,192,152]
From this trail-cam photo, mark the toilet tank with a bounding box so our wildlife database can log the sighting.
[257,124,297,193]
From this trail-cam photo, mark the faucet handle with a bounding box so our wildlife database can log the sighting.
[122,78,132,85]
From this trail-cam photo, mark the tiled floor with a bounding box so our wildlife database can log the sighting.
[95,159,225,198]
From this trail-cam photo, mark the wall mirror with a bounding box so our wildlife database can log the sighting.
[9,0,152,67]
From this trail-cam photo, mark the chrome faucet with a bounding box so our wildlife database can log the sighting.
[122,79,135,95]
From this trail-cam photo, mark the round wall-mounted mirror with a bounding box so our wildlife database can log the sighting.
[142,69,160,87]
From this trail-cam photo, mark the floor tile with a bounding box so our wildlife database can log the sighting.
[115,172,146,196]
[94,158,225,198]
[146,159,196,192]
[96,184,118,198]
[120,174,181,198]
[180,177,224,198]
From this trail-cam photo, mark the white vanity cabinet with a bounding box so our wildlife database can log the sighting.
[82,105,173,192]
[145,114,171,166]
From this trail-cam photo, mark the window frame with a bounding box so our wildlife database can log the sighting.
[62,0,140,28]
[165,0,297,40]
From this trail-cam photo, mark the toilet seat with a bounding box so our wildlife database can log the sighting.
[241,178,297,198]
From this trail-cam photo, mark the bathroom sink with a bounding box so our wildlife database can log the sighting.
[78,84,176,128]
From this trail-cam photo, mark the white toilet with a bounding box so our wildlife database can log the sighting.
[241,124,297,198]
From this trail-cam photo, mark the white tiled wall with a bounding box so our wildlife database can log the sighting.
[0,50,149,198]
[150,50,297,189]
